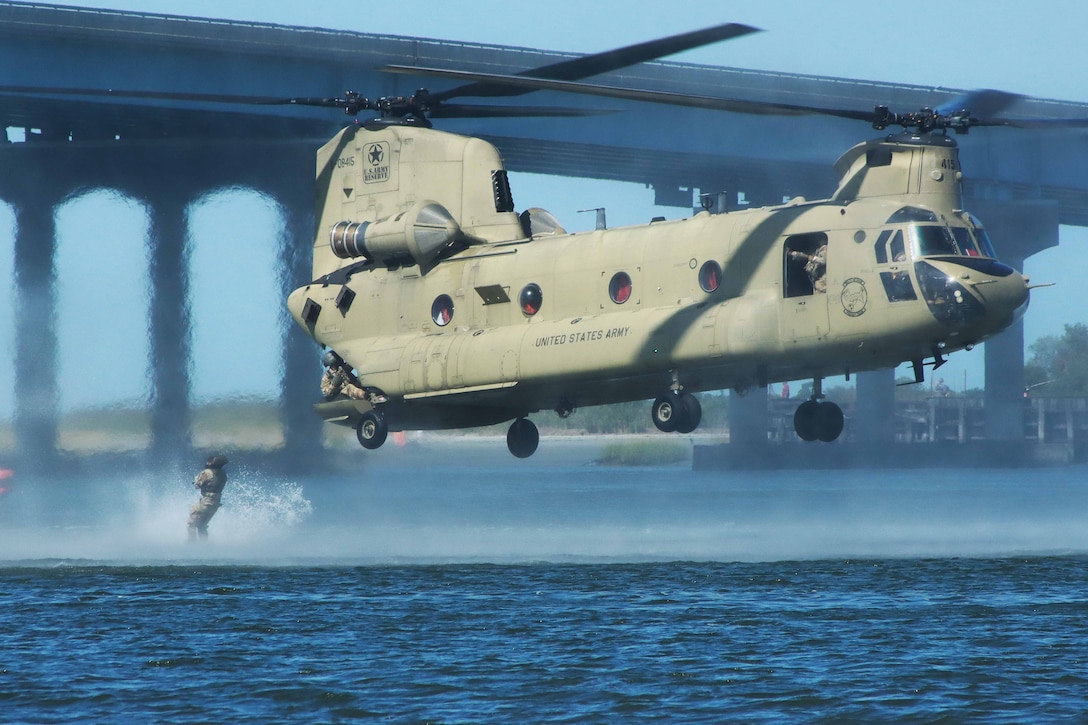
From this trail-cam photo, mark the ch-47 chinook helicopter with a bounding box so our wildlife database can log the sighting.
[6,22,1063,457]
[282,22,1070,458]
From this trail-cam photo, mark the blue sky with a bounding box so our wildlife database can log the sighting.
[2,0,1087,413]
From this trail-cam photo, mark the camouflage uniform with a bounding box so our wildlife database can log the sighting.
[187,455,228,541]
[789,245,828,293]
[805,244,828,293]
[321,364,368,401]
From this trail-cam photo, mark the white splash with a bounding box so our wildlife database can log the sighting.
[0,465,314,562]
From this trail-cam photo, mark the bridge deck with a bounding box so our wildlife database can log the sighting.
[1,1,1087,221]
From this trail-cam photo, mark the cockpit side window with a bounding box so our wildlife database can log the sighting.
[873,229,893,264]
[880,270,917,302]
[968,214,998,257]
[784,232,828,298]
[873,229,907,264]
[890,231,906,263]
[875,229,916,302]
[887,206,938,224]
[950,227,982,257]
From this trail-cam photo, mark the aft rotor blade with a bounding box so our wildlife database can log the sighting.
[387,65,876,121]
[0,84,304,106]
[0,84,391,116]
[429,22,760,102]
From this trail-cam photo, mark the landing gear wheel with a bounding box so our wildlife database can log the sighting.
[507,417,539,458]
[675,393,702,434]
[356,409,388,450]
[652,393,680,432]
[793,400,821,442]
[815,401,844,442]
[793,400,845,443]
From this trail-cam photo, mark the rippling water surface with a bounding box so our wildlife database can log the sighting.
[2,441,1088,722]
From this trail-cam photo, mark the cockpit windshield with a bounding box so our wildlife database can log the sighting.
[885,208,996,260]
[909,225,957,257]
[909,224,994,258]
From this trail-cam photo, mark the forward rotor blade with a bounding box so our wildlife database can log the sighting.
[428,103,613,119]
[429,22,760,102]
[936,89,1022,118]
[981,116,1088,129]
[929,89,1088,129]
[387,65,876,121]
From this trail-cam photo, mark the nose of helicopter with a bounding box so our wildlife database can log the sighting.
[914,258,1029,338]
[979,265,1030,332]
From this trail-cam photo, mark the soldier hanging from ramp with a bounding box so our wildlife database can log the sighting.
[187,454,229,541]
[320,350,370,401]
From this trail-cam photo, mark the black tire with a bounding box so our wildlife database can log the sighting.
[507,418,539,458]
[793,399,821,442]
[816,401,845,442]
[356,409,388,450]
[652,394,680,433]
[675,393,702,434]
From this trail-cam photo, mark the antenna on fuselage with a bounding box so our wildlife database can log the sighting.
[579,207,607,230]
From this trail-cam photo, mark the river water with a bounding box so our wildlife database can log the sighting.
[2,437,1087,721]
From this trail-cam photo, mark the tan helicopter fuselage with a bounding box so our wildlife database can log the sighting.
[288,124,1029,431]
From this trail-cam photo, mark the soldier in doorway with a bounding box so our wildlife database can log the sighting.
[789,244,828,293]
[320,350,369,401]
[187,454,228,541]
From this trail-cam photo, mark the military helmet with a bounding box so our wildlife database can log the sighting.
[206,455,228,469]
[322,350,343,368]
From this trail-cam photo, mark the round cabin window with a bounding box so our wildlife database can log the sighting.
[609,272,632,304]
[698,260,722,293]
[431,294,454,326]
[519,283,543,316]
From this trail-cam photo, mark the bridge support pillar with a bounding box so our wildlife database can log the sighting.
[145,188,194,461]
[854,369,896,444]
[969,200,1059,440]
[2,139,326,469]
[729,389,768,447]
[276,194,323,465]
[11,192,62,467]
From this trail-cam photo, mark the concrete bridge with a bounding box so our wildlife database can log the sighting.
[0,2,1083,466]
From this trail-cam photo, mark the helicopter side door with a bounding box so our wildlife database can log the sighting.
[781,232,831,341]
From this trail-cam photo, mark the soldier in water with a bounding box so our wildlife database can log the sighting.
[187,454,228,541]
[320,350,369,401]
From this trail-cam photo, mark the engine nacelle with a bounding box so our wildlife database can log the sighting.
[330,200,461,266]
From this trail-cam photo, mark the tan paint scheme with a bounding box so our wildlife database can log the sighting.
[311,125,524,279]
[288,124,1029,424]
